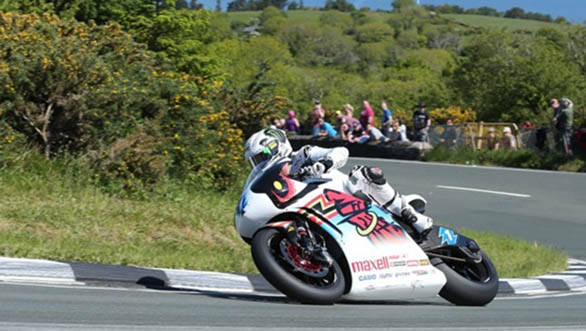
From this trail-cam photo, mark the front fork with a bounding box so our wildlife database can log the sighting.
[267,220,333,266]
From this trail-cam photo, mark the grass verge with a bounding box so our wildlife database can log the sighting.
[0,153,566,278]
[423,146,586,172]
[457,228,566,278]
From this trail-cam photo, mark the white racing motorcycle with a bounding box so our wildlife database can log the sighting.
[235,159,499,305]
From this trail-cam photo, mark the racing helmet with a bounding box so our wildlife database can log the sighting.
[244,128,292,168]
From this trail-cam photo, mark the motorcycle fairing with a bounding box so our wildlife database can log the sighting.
[296,187,446,301]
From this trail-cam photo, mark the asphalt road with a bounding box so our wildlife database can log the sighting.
[344,158,586,259]
[0,283,585,330]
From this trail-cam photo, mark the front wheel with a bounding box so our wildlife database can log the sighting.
[432,251,499,306]
[251,227,345,304]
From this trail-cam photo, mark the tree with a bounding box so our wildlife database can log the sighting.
[392,0,416,13]
[355,22,394,43]
[227,0,246,11]
[215,0,221,11]
[324,0,355,12]
[132,9,227,77]
[319,10,353,31]
[504,7,525,19]
[190,0,203,9]
[554,16,569,24]
[176,0,189,9]
[475,6,499,17]
[452,30,585,123]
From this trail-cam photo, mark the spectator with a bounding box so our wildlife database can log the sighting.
[284,110,300,134]
[339,122,351,141]
[485,127,498,150]
[381,102,393,136]
[348,123,369,144]
[550,98,561,149]
[439,118,458,149]
[311,99,326,136]
[553,97,574,156]
[316,118,337,138]
[359,100,374,130]
[551,98,561,118]
[335,110,345,129]
[412,102,431,142]
[367,124,390,143]
[388,120,409,142]
[497,127,517,151]
[343,103,359,128]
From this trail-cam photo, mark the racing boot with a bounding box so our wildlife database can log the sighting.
[400,205,433,236]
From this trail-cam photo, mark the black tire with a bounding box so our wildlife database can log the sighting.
[251,227,345,304]
[432,251,499,306]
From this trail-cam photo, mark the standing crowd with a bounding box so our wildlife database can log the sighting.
[272,99,436,145]
[271,97,577,155]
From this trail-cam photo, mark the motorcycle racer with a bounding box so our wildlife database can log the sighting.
[244,128,433,235]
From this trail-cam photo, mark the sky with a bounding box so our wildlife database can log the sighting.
[200,0,586,24]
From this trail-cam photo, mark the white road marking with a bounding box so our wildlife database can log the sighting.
[436,185,531,198]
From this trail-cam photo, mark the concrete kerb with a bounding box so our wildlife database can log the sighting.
[1,256,585,297]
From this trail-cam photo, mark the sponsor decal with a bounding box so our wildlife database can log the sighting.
[394,271,411,278]
[351,255,403,273]
[301,189,406,246]
[406,260,419,267]
[393,261,406,267]
[365,285,376,291]
[419,259,430,266]
[378,272,393,279]
[411,270,429,276]
[439,227,458,245]
[359,274,377,282]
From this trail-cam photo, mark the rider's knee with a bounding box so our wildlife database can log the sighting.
[349,165,387,186]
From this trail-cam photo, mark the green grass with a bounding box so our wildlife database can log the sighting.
[443,14,564,31]
[423,146,586,172]
[227,9,391,25]
[457,228,566,278]
[0,152,256,273]
[0,152,566,278]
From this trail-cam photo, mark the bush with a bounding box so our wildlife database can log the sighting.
[0,12,245,192]
[429,106,477,124]
[93,130,168,195]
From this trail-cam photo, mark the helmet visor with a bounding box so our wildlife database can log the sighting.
[248,141,279,167]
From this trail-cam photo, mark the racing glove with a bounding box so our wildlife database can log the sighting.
[297,158,334,178]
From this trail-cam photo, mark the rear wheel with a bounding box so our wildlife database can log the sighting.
[251,227,345,304]
[432,251,499,306]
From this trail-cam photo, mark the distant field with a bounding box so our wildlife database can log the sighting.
[227,9,390,24]
[227,10,564,32]
[443,14,563,31]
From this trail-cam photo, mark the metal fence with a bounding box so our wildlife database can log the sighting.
[425,122,523,151]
